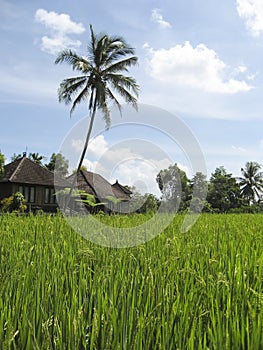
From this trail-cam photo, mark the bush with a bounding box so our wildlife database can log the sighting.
[0,192,27,213]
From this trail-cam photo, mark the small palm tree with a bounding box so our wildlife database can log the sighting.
[238,161,263,204]
[29,152,45,165]
[55,25,139,174]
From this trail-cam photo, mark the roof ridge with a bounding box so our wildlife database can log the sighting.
[80,169,97,196]
[9,157,24,182]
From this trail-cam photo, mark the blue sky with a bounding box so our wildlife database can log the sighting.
[1,0,263,195]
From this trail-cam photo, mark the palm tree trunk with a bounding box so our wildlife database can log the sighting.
[64,102,97,211]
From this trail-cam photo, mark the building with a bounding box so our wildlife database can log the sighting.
[0,156,68,212]
[0,157,132,213]
[67,170,132,213]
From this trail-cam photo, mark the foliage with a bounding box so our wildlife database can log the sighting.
[207,166,241,212]
[56,188,104,212]
[0,150,5,176]
[188,172,209,213]
[45,153,69,177]
[128,187,160,214]
[11,153,22,161]
[156,163,191,212]
[140,193,160,213]
[78,191,105,208]
[0,192,26,212]
[72,165,88,173]
[190,171,208,200]
[29,152,45,165]
[0,214,262,349]
[238,161,263,204]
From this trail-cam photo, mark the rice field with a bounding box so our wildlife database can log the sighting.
[0,213,262,349]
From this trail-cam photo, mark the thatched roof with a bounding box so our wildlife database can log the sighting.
[0,157,68,187]
[67,170,131,201]
[112,180,132,195]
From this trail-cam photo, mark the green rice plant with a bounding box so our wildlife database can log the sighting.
[0,213,262,349]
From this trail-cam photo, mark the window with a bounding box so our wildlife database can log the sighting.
[29,187,35,203]
[18,185,35,203]
[44,188,56,204]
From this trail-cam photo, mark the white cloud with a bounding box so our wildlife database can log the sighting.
[34,9,85,54]
[236,0,263,36]
[71,135,108,156]
[151,8,171,29]
[88,135,108,158]
[39,35,82,55]
[110,158,172,195]
[145,41,253,94]
[231,145,247,154]
[71,138,84,152]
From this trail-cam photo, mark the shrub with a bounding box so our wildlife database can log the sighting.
[0,192,27,213]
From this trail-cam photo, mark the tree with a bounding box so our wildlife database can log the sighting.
[190,172,209,213]
[55,25,139,207]
[129,187,160,214]
[45,153,69,177]
[11,153,22,161]
[207,166,241,212]
[139,193,160,214]
[156,164,191,212]
[238,161,263,204]
[0,151,5,176]
[29,152,45,165]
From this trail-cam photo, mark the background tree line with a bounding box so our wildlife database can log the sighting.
[1,150,263,214]
[156,162,263,214]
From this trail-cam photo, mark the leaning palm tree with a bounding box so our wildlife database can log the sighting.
[238,161,263,204]
[55,25,139,208]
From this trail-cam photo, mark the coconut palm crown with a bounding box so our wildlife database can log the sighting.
[238,161,263,204]
[55,25,139,127]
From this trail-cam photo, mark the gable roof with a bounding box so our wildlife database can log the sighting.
[112,180,132,195]
[0,157,68,187]
[68,170,131,201]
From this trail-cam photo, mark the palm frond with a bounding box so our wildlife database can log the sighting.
[109,74,139,95]
[55,49,92,72]
[105,87,122,115]
[69,85,91,116]
[58,76,87,105]
[103,56,138,74]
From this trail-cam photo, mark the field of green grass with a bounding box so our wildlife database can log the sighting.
[0,213,262,349]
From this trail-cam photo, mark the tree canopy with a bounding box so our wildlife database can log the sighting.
[238,161,263,204]
[45,153,69,178]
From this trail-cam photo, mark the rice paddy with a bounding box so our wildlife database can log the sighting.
[0,213,262,349]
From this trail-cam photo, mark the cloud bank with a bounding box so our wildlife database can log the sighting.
[34,9,85,54]
[236,0,263,36]
[145,41,253,94]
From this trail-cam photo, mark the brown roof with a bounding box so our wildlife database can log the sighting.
[67,170,131,201]
[112,180,132,195]
[0,157,68,187]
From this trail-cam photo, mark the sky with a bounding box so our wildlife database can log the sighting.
[1,0,263,195]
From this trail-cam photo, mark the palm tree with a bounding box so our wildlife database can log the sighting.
[238,161,263,204]
[29,152,45,165]
[55,25,139,208]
